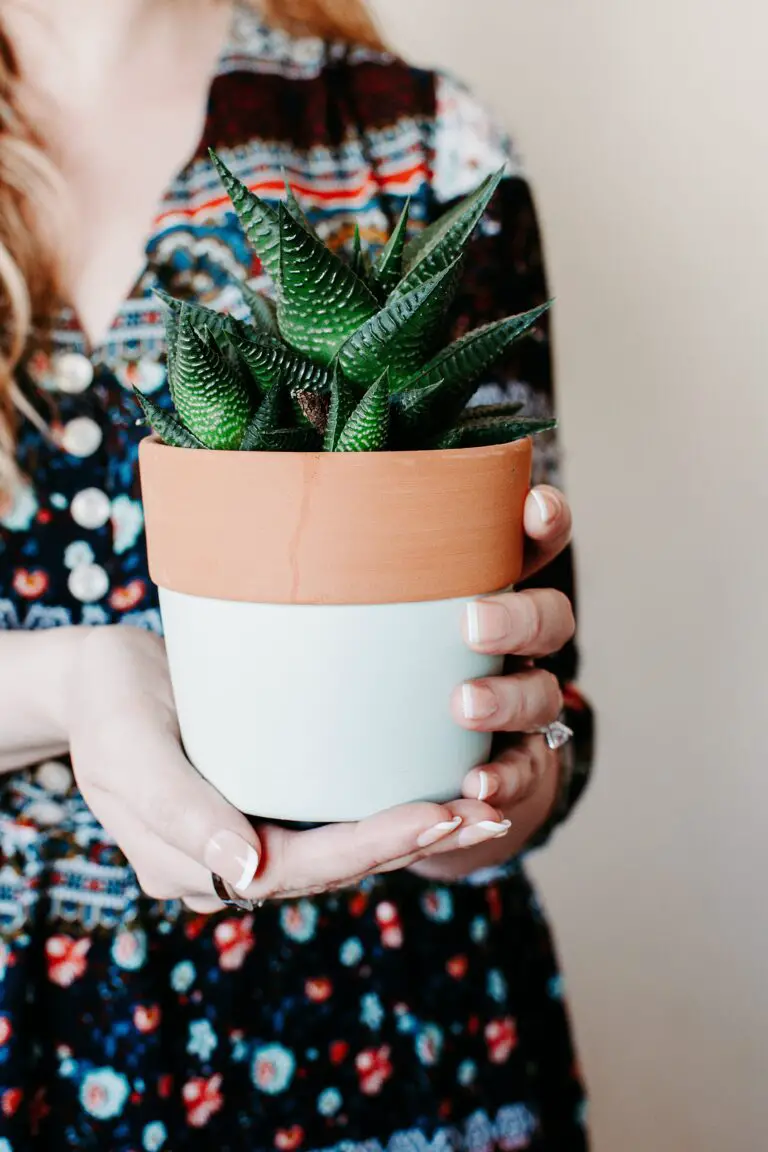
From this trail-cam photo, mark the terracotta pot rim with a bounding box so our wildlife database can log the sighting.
[139,436,533,605]
[143,436,532,461]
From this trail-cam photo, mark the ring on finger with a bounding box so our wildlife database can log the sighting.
[530,720,574,750]
[212,873,265,912]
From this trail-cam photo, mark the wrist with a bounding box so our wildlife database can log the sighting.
[25,626,90,746]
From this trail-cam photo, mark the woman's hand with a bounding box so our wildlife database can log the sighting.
[66,626,507,912]
[410,484,575,881]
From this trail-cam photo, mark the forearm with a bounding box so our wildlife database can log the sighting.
[0,628,84,772]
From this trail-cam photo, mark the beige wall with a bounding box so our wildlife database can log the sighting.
[371,1,768,1148]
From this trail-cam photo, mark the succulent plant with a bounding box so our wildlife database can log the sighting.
[136,151,556,453]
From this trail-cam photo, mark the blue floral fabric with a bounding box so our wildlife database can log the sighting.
[0,9,590,1149]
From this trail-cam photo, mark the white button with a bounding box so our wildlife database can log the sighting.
[35,760,73,794]
[53,352,94,394]
[68,563,109,603]
[70,488,111,530]
[60,417,103,458]
[24,800,66,827]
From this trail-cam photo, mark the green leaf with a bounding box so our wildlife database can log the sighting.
[338,261,461,389]
[426,427,463,450]
[350,224,366,279]
[134,390,206,449]
[260,427,322,452]
[399,169,504,293]
[323,362,358,451]
[238,282,278,334]
[395,302,552,435]
[369,198,411,299]
[335,372,389,452]
[210,149,282,280]
[283,176,317,236]
[233,332,334,395]
[276,204,379,364]
[239,376,290,450]
[170,312,251,449]
[460,401,524,423]
[459,417,556,447]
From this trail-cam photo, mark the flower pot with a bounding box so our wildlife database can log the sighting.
[139,438,532,822]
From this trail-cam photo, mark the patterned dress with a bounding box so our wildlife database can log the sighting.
[0,10,593,1150]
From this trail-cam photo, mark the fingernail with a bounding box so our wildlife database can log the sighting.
[461,683,498,721]
[417,816,462,849]
[458,820,511,848]
[532,488,556,525]
[476,769,499,802]
[466,600,510,645]
[204,830,260,893]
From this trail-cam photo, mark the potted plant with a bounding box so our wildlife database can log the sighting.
[137,153,554,823]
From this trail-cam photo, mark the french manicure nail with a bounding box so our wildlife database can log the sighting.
[466,600,510,645]
[204,830,260,893]
[417,816,462,849]
[457,819,512,848]
[461,683,498,721]
[476,769,498,802]
[532,489,556,525]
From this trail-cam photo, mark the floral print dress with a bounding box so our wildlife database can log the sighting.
[0,9,593,1150]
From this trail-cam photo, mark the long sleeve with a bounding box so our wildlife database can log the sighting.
[428,73,595,843]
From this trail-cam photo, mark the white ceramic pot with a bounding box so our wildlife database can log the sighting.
[160,588,503,821]
[140,438,532,823]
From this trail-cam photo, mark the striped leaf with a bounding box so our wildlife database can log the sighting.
[135,390,205,449]
[369,198,411,299]
[210,150,282,280]
[350,224,366,279]
[400,169,504,285]
[170,314,251,450]
[277,205,379,365]
[338,262,460,389]
[324,362,358,451]
[395,302,551,435]
[234,332,334,395]
[460,401,524,423]
[239,377,290,451]
[335,373,389,452]
[260,427,323,452]
[238,282,278,334]
[459,417,556,448]
[283,178,318,237]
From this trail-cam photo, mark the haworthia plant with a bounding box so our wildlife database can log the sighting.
[138,151,556,452]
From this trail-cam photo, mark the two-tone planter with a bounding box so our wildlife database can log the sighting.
[139,437,532,823]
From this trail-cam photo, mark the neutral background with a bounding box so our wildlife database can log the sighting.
[371,1,768,1148]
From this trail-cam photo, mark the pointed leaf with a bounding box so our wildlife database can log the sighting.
[426,427,463,450]
[400,169,504,286]
[277,204,379,364]
[323,362,358,451]
[395,302,552,435]
[134,390,205,449]
[233,332,334,395]
[238,282,278,334]
[239,376,290,451]
[210,149,282,280]
[459,417,556,448]
[335,373,389,452]
[170,312,251,449]
[460,401,524,423]
[350,224,366,279]
[369,198,411,299]
[283,176,317,236]
[258,427,322,452]
[338,261,461,389]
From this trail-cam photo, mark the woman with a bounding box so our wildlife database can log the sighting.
[0,0,594,1148]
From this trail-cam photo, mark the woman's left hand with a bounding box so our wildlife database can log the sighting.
[410,484,575,881]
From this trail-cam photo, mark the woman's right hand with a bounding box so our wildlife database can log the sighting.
[67,627,506,911]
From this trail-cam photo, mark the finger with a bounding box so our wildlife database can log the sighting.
[464,588,575,658]
[78,722,262,899]
[183,896,226,914]
[462,737,554,808]
[242,794,513,900]
[453,667,563,733]
[521,486,573,581]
